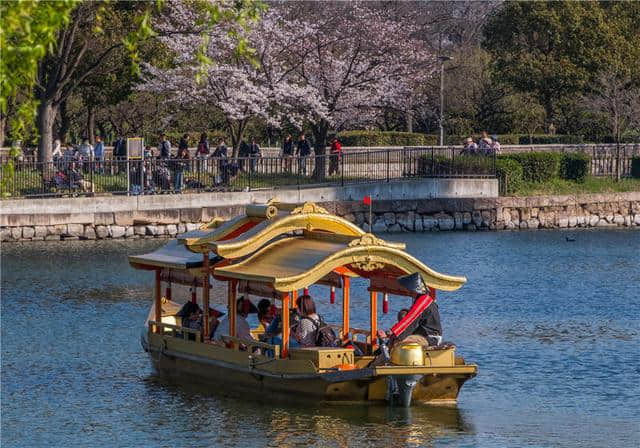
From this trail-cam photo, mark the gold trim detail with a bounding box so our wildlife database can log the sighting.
[291,202,329,215]
[348,233,393,248]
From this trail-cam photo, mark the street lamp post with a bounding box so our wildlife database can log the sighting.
[438,55,453,146]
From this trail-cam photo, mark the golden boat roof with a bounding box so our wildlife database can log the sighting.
[214,232,466,292]
[130,200,467,293]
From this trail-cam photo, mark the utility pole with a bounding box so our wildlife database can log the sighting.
[439,55,453,146]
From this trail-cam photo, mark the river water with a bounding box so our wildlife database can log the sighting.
[2,230,639,447]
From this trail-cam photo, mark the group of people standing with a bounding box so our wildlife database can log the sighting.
[281,133,342,176]
[461,131,501,156]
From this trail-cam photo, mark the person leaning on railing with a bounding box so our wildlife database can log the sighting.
[296,133,312,175]
[173,147,189,193]
[328,137,342,176]
[281,134,294,173]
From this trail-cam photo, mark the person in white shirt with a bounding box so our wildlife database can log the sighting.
[52,139,63,159]
[79,138,94,161]
[214,296,258,342]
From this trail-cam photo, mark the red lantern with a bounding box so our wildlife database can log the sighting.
[383,293,389,314]
[330,286,335,304]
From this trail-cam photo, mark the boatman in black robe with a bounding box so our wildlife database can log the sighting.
[378,272,442,347]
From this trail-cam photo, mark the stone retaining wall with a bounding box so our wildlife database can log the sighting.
[2,192,638,242]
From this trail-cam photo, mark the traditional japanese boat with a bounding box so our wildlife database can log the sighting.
[129,200,477,406]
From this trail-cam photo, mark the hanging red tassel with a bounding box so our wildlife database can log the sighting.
[303,288,309,296]
[383,293,389,314]
[191,287,197,304]
[330,286,335,304]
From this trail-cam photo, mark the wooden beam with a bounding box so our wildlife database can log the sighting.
[292,289,298,308]
[370,290,378,353]
[342,275,350,342]
[281,293,290,358]
[154,269,161,334]
[202,254,210,339]
[228,279,237,338]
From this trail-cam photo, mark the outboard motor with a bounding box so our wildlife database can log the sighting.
[388,343,425,407]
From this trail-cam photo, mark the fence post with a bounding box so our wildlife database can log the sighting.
[386,149,390,182]
[341,151,344,187]
[248,159,252,190]
[126,158,130,195]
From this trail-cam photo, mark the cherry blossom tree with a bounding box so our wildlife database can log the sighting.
[275,2,435,177]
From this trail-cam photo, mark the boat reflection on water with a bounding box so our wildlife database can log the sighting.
[143,373,472,447]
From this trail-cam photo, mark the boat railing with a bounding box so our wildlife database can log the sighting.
[329,324,371,343]
[149,320,202,342]
[221,335,281,359]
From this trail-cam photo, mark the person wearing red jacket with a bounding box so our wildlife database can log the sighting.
[328,137,342,176]
[377,272,443,347]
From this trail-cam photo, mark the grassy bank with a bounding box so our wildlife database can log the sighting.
[508,176,640,196]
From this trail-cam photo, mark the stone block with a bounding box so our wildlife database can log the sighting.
[605,214,614,223]
[48,225,66,235]
[343,213,356,223]
[62,236,79,241]
[185,223,199,232]
[22,227,35,239]
[125,226,135,237]
[589,215,600,227]
[624,215,632,226]
[83,226,96,240]
[31,237,44,241]
[114,211,135,226]
[156,225,167,235]
[436,213,454,231]
[67,223,84,237]
[568,216,577,228]
[414,217,424,232]
[34,226,48,238]
[11,227,23,239]
[94,212,114,226]
[355,212,365,226]
[453,212,463,230]
[472,211,482,227]
[530,207,539,218]
[134,225,146,236]
[362,222,370,232]
[613,214,624,225]
[177,223,186,234]
[167,224,178,235]
[558,218,569,228]
[505,221,516,230]
[383,212,396,226]
[597,219,616,227]
[466,223,478,231]
[576,215,586,226]
[519,221,528,229]
[388,223,402,233]
[111,225,126,238]
[634,214,640,225]
[527,218,540,229]
[45,235,60,241]
[392,200,417,212]
[372,219,387,233]
[422,216,436,230]
[1,228,11,242]
[146,225,158,236]
[95,225,109,239]
[481,210,492,228]
[463,212,472,225]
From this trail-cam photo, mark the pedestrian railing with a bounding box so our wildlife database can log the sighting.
[1,147,496,198]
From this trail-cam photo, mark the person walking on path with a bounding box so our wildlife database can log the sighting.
[94,136,104,173]
[212,138,228,185]
[173,147,189,193]
[296,133,311,175]
[178,134,189,154]
[114,135,126,173]
[238,139,250,172]
[196,133,210,172]
[159,133,172,159]
[281,134,294,173]
[328,137,342,176]
[249,137,262,173]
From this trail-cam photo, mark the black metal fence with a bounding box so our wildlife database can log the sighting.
[1,147,495,198]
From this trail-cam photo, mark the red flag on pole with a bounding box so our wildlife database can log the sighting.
[363,195,371,205]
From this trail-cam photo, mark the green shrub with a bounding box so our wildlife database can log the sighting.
[496,157,524,194]
[518,134,584,145]
[337,130,436,146]
[561,152,591,182]
[631,156,640,179]
[505,152,562,182]
[416,154,494,176]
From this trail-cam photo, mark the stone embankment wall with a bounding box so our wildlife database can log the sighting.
[2,192,638,242]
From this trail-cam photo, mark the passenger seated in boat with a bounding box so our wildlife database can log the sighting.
[215,296,258,342]
[178,302,203,340]
[293,295,321,347]
[256,299,275,332]
[377,273,442,347]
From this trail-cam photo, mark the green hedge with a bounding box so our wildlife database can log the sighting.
[416,155,494,176]
[496,157,524,194]
[518,134,584,145]
[561,152,591,182]
[337,131,437,146]
[505,152,563,182]
[631,156,640,179]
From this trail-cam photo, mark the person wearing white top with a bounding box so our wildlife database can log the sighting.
[214,296,258,341]
[79,139,94,160]
[52,139,63,159]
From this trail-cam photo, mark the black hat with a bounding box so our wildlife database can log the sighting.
[397,273,427,295]
[177,301,201,318]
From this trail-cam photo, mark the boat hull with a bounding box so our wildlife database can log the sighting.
[145,332,476,405]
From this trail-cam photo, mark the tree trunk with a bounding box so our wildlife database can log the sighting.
[87,105,95,144]
[37,100,58,163]
[311,120,329,180]
[0,112,6,147]
[406,109,413,133]
[97,122,107,141]
[57,100,71,144]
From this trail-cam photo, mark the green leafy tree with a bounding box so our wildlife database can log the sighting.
[482,1,612,126]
